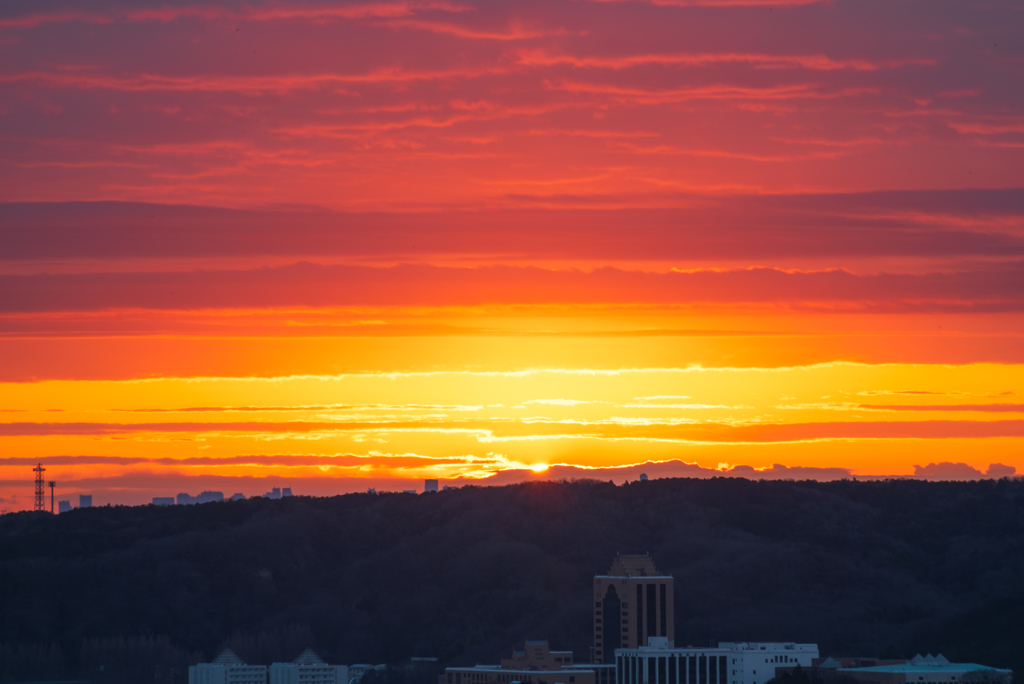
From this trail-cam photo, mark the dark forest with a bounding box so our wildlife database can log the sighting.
[1,478,1022,684]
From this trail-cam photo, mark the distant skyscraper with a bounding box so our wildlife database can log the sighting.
[639,473,648,481]
[594,554,674,663]
[266,487,282,499]
[425,479,439,493]
[58,500,72,513]
[79,494,92,508]
[230,493,246,501]
[282,488,293,497]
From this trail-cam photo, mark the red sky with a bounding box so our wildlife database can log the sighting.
[1,0,1023,510]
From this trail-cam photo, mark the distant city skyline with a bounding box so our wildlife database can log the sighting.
[2,460,1020,512]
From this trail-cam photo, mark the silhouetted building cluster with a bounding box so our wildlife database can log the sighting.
[442,553,1012,684]
[270,648,348,684]
[189,648,348,684]
[776,654,1012,684]
[177,491,225,505]
[616,638,817,684]
[186,554,1012,684]
[191,648,268,684]
[774,657,905,682]
[446,640,614,684]
[57,492,94,513]
[151,488,292,506]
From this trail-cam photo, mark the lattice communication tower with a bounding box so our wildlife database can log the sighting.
[33,463,46,512]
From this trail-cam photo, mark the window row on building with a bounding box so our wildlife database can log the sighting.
[188,649,349,684]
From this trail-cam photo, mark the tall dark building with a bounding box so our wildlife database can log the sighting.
[594,554,674,663]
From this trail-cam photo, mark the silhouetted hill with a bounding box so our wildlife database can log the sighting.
[1,478,1023,684]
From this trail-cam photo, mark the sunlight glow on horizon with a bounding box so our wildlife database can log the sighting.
[1,0,1022,510]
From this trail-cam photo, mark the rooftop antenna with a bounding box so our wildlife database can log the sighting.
[49,481,57,514]
[33,463,46,512]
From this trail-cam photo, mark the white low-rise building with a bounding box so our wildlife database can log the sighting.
[270,648,348,684]
[839,654,1013,684]
[349,664,384,683]
[616,638,818,684]
[189,649,267,684]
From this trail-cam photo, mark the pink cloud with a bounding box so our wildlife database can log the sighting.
[613,0,826,6]
[2,261,1024,312]
[517,49,933,72]
[545,79,833,103]
[0,0,1018,210]
[587,0,826,6]
[912,462,985,480]
[0,2,471,30]
[986,463,1017,477]
[3,193,1023,264]
[0,66,506,93]
[380,18,567,40]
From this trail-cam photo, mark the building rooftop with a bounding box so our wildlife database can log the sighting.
[838,664,1007,674]
[459,666,603,674]
[719,643,818,651]
[621,642,818,653]
[563,665,615,670]
[838,654,1011,674]
[212,649,245,666]
[293,648,327,666]
[603,553,664,578]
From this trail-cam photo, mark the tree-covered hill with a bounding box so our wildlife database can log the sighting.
[1,478,1022,684]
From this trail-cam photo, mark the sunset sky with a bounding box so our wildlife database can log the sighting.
[2,0,1023,510]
